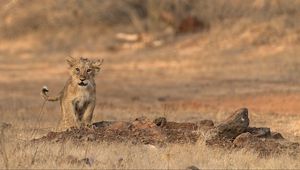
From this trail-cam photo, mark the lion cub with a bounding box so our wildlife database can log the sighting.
[41,57,103,129]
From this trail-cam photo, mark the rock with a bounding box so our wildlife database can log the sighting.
[186,165,200,170]
[271,132,284,139]
[129,117,166,143]
[198,120,214,127]
[217,108,249,138]
[208,108,249,140]
[233,132,286,157]
[130,117,157,130]
[247,127,271,138]
[233,132,259,147]
[93,121,113,128]
[153,117,167,127]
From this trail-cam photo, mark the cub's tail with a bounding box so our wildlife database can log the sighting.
[41,86,61,102]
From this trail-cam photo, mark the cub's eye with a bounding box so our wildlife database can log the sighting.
[87,69,92,73]
[75,68,80,72]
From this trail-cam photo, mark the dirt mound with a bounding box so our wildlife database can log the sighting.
[233,132,299,157]
[34,116,211,145]
[33,108,300,156]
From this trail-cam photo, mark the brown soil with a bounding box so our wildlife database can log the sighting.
[33,108,300,157]
[33,118,206,146]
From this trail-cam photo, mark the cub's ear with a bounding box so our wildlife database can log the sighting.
[66,56,76,67]
[93,59,104,72]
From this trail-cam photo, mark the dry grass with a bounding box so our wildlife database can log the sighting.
[1,0,300,169]
[2,132,300,169]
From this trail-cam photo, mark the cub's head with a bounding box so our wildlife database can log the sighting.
[66,57,103,87]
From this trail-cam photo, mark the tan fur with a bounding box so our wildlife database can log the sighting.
[41,57,103,130]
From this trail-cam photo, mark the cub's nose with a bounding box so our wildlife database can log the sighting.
[80,77,86,81]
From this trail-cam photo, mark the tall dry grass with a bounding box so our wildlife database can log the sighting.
[0,126,9,169]
[1,131,300,169]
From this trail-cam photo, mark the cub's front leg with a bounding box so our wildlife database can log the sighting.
[82,100,96,126]
[61,100,79,129]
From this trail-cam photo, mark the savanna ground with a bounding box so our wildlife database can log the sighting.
[1,0,300,169]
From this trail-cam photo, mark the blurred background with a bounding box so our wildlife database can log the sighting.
[1,0,300,54]
[1,0,300,138]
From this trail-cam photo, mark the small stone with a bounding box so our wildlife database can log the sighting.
[247,127,271,138]
[198,120,214,127]
[92,121,113,128]
[130,117,157,130]
[233,132,259,148]
[153,117,167,127]
[186,165,200,170]
[271,132,284,139]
